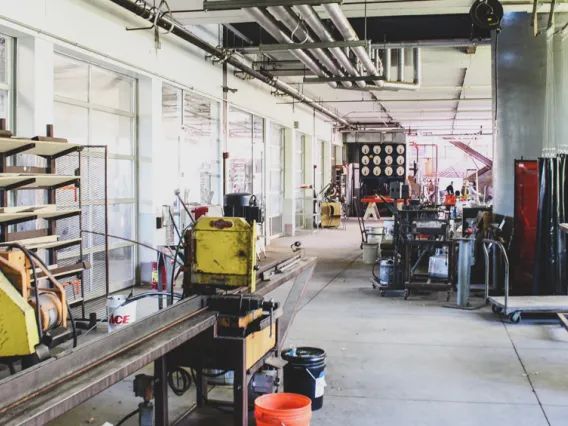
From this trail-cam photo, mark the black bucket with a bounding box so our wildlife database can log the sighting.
[281,347,326,411]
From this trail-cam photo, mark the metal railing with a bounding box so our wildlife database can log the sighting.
[483,239,510,313]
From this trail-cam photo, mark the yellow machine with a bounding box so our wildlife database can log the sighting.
[0,250,66,357]
[190,217,257,292]
[321,202,342,228]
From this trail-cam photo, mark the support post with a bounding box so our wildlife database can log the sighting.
[154,356,169,426]
[457,238,473,307]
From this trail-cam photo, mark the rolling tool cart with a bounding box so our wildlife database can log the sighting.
[484,239,568,323]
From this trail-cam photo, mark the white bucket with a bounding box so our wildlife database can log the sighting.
[107,295,137,332]
[363,243,379,264]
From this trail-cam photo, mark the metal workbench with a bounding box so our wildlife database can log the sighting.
[0,253,317,426]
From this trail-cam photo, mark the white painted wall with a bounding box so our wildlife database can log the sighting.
[0,0,336,282]
[0,0,333,139]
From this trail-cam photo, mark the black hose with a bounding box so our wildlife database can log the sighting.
[13,245,77,348]
[120,292,183,307]
[0,243,43,339]
[116,408,140,426]
[372,261,381,282]
[66,300,78,348]
[168,366,192,396]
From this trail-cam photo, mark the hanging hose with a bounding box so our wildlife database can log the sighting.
[116,408,140,426]
[168,366,193,396]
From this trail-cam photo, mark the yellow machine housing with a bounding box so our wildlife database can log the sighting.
[0,256,40,357]
[0,250,67,357]
[321,202,342,228]
[191,217,257,292]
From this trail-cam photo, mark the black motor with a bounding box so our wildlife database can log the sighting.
[223,193,263,224]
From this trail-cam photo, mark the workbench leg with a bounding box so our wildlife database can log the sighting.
[195,364,208,408]
[233,340,248,426]
[154,356,169,426]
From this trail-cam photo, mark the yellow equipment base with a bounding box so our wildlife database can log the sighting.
[191,217,257,292]
[321,202,342,228]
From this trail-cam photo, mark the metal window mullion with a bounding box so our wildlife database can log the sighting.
[53,96,136,119]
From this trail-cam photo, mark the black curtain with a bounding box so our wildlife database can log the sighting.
[533,155,568,295]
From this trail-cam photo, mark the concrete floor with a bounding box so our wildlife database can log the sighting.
[48,221,568,425]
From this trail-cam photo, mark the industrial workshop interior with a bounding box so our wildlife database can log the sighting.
[3,0,568,425]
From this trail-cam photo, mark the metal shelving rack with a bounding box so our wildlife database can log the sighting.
[0,123,88,313]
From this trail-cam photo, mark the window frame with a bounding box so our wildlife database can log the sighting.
[0,33,14,130]
[53,53,138,291]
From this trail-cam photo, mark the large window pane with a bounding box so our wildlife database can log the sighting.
[0,36,6,83]
[91,66,133,112]
[108,159,134,199]
[54,102,89,145]
[0,89,8,120]
[183,91,221,205]
[228,107,253,194]
[54,55,88,102]
[268,123,285,236]
[91,110,133,155]
[109,246,134,291]
[108,203,135,241]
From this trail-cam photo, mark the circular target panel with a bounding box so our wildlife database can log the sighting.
[396,166,405,176]
[385,145,394,155]
[385,166,393,177]
[373,166,381,176]
[396,156,405,165]
[397,145,406,155]
[362,145,370,155]
[373,145,381,155]
[362,156,370,165]
[362,166,370,176]
[385,156,393,165]
[373,156,381,165]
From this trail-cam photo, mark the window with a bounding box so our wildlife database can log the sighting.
[295,133,305,229]
[227,107,265,205]
[161,85,221,217]
[54,54,137,293]
[268,123,285,237]
[0,33,13,128]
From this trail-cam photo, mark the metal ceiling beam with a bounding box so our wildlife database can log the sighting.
[203,0,342,11]
[258,40,369,52]
[371,38,491,49]
[109,0,353,128]
[277,98,492,105]
[303,75,384,83]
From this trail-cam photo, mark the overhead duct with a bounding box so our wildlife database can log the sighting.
[266,6,353,88]
[108,0,352,128]
[323,4,421,91]
[294,5,366,88]
[378,48,422,91]
[323,4,381,82]
[246,7,337,88]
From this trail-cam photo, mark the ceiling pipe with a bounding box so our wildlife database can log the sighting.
[384,49,391,81]
[265,6,352,88]
[398,48,405,82]
[294,5,366,88]
[246,7,338,88]
[108,0,353,128]
[323,4,381,83]
[378,47,421,91]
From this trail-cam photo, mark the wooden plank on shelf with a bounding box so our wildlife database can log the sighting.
[0,174,79,190]
[30,261,89,282]
[11,235,58,246]
[5,229,49,242]
[0,209,80,224]
[23,238,82,251]
[0,138,79,157]
[0,205,56,214]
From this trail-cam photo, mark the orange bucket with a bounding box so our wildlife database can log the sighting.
[255,393,312,426]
